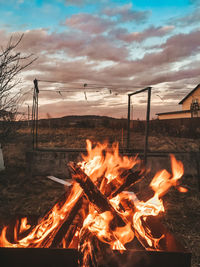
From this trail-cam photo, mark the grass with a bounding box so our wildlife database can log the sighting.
[162,177,200,267]
[7,126,200,152]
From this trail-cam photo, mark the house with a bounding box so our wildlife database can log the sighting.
[157,84,200,120]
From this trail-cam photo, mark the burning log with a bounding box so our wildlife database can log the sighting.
[68,161,164,250]
[51,193,89,248]
[49,196,84,248]
[62,224,78,249]
[109,169,144,199]
[78,227,98,267]
[98,166,145,200]
[36,189,84,248]
[78,226,115,267]
[68,161,127,230]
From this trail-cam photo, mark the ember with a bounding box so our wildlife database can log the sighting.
[0,140,189,266]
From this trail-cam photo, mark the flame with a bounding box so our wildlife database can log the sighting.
[150,154,184,197]
[131,154,184,249]
[0,183,83,247]
[82,211,115,244]
[19,218,31,233]
[0,140,185,254]
[79,139,139,184]
[133,194,165,248]
[177,186,188,193]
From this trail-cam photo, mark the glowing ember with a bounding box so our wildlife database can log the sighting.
[0,140,186,263]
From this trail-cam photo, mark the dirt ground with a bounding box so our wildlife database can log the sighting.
[0,128,200,266]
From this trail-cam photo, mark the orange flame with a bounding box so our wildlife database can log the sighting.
[0,183,83,247]
[131,154,184,249]
[80,140,139,184]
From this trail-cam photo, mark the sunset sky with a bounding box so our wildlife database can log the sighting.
[0,0,200,119]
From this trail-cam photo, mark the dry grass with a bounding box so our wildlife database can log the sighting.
[35,127,125,149]
[14,126,200,152]
[162,177,200,267]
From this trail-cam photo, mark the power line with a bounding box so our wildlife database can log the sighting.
[37,79,150,90]
[39,89,102,93]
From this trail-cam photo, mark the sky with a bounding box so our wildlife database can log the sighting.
[0,0,200,119]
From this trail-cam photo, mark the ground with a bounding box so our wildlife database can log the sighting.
[0,127,200,267]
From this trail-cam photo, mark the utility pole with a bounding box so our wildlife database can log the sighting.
[25,103,30,127]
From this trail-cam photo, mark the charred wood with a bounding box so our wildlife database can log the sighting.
[109,170,144,199]
[68,162,127,230]
[49,196,84,248]
[79,227,115,267]
[35,186,85,248]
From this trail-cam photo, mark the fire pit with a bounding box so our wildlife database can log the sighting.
[0,140,191,267]
[0,246,191,267]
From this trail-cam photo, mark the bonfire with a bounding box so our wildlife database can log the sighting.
[0,140,187,266]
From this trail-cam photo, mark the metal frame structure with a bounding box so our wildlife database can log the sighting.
[31,79,152,154]
[126,87,152,165]
[32,79,39,150]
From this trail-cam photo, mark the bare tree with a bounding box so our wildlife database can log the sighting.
[0,34,36,121]
[0,34,36,138]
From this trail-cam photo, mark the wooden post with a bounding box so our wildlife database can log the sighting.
[127,94,131,150]
[144,87,151,166]
[33,79,39,149]
[121,128,124,149]
[31,87,36,150]
[194,152,200,192]
[25,103,30,127]
[0,143,5,171]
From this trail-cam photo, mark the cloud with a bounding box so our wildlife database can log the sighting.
[66,13,114,34]
[1,19,200,118]
[160,30,200,60]
[80,35,129,61]
[3,28,129,63]
[189,0,200,5]
[171,7,200,27]
[103,29,200,80]
[64,0,108,6]
[110,25,174,43]
[104,3,150,23]
[132,66,200,87]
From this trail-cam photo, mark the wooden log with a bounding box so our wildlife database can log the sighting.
[38,191,70,224]
[99,176,108,193]
[36,186,85,248]
[62,224,78,249]
[68,162,157,251]
[51,194,89,248]
[49,196,84,248]
[68,162,127,230]
[78,227,98,267]
[100,166,145,199]
[109,170,144,199]
[79,227,116,267]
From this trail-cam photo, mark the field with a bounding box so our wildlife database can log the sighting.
[0,125,200,266]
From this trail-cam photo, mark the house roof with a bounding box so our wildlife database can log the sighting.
[179,83,200,104]
[156,110,191,116]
